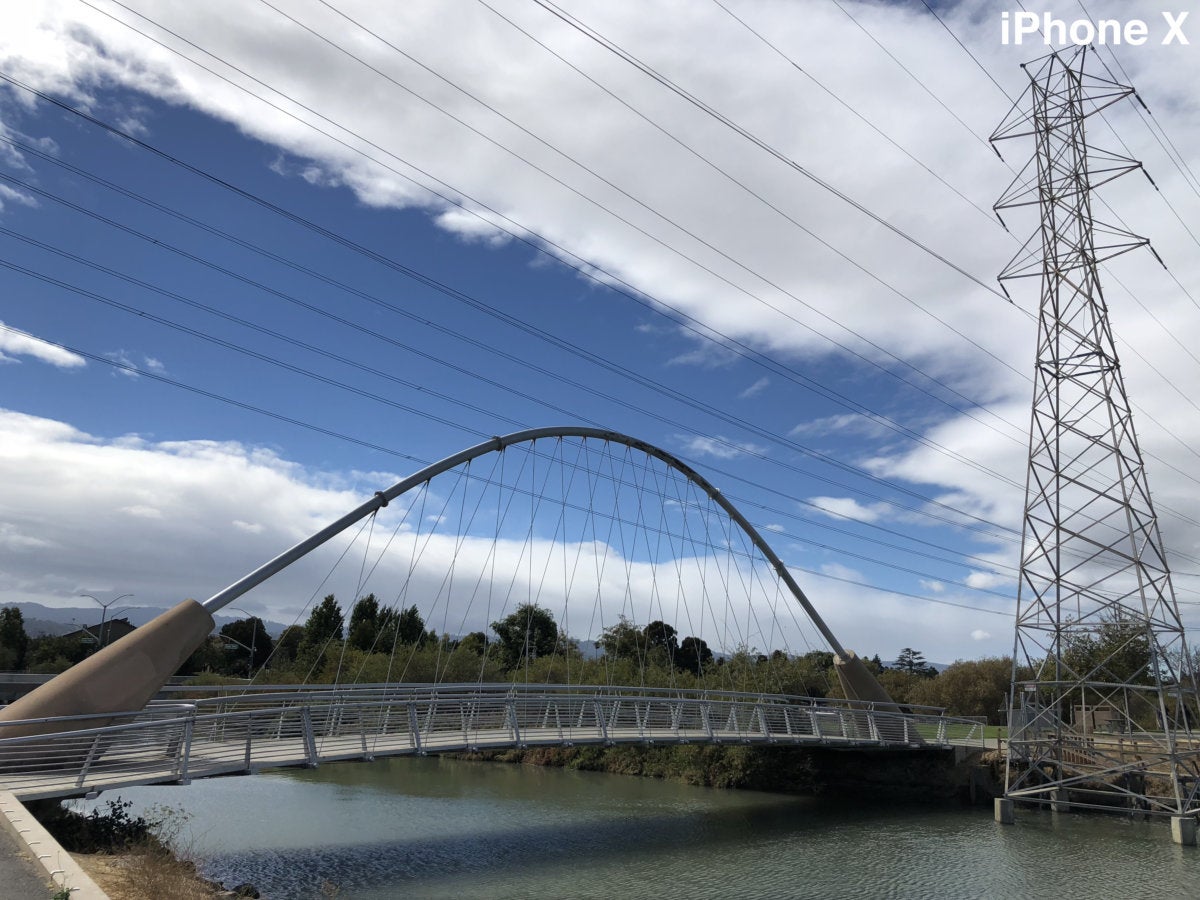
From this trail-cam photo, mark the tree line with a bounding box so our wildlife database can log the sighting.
[1,601,1177,726]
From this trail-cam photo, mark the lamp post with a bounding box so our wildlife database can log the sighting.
[78,592,133,650]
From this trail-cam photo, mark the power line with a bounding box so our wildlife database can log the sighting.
[11,8,1200,592]
[710,0,999,226]
[0,321,1031,612]
[527,0,1009,302]
[81,0,1030,446]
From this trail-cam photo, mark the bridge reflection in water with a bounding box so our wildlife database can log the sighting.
[0,683,985,801]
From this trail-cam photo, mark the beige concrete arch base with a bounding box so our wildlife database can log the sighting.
[834,650,896,706]
[0,600,214,739]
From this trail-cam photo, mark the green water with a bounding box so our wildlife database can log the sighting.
[86,756,1200,898]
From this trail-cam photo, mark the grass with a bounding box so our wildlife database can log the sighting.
[30,799,228,900]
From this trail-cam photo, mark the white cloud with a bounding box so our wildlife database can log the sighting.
[678,434,767,460]
[790,413,892,439]
[104,350,166,378]
[971,629,992,642]
[737,376,769,399]
[0,322,85,368]
[966,570,1011,590]
[0,182,38,212]
[0,522,52,551]
[0,407,1015,662]
[808,496,891,524]
[0,0,1196,658]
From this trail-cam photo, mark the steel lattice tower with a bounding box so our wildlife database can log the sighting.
[991,48,1200,820]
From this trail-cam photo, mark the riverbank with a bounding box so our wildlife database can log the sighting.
[450,743,1005,804]
[26,799,260,900]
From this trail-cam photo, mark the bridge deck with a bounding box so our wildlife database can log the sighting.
[0,685,986,800]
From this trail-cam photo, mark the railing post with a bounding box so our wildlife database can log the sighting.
[702,702,714,742]
[506,699,522,746]
[179,716,194,784]
[408,702,423,754]
[593,699,609,743]
[937,718,947,744]
[244,713,254,772]
[301,706,319,767]
[755,704,771,742]
[74,734,103,790]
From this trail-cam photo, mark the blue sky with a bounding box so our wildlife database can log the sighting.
[1,0,1199,663]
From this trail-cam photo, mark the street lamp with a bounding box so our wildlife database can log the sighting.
[78,592,133,650]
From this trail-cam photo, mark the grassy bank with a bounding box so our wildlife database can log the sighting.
[27,799,257,900]
[452,742,988,803]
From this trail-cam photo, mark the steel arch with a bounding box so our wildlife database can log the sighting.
[202,426,849,657]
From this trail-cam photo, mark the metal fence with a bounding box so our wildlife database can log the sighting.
[0,684,986,800]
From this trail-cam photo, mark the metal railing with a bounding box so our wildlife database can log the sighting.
[0,684,986,800]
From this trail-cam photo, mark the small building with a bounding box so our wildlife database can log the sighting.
[60,617,137,649]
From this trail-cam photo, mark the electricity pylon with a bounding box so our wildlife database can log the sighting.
[991,47,1200,826]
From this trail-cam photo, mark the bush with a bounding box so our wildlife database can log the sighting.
[31,798,157,853]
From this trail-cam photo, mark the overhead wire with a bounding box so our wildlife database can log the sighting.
[80,0,1032,451]
[510,0,1200,537]
[0,172,1029,539]
[526,0,1009,301]
[0,319,1044,612]
[9,3,1200,609]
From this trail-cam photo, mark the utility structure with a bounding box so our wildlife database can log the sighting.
[991,48,1200,839]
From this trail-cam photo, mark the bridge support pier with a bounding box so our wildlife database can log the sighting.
[1171,816,1197,846]
[1050,789,1069,813]
[994,798,1014,824]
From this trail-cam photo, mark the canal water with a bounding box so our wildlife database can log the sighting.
[81,756,1200,898]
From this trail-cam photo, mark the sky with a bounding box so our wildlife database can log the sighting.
[1,0,1199,666]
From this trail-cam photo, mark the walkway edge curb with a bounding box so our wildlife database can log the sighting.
[0,790,109,899]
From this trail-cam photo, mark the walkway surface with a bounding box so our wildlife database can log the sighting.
[0,819,54,899]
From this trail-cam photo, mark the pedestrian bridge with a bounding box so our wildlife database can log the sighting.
[0,428,989,802]
[0,683,985,801]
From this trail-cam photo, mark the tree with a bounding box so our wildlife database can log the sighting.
[643,620,678,665]
[491,603,559,669]
[893,647,937,678]
[178,636,227,676]
[597,616,646,660]
[458,631,488,655]
[27,633,89,673]
[302,595,344,654]
[220,617,274,672]
[1063,612,1153,685]
[394,605,427,646]
[0,607,29,671]
[274,625,305,664]
[922,657,1015,724]
[676,635,713,675]
[348,594,381,652]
